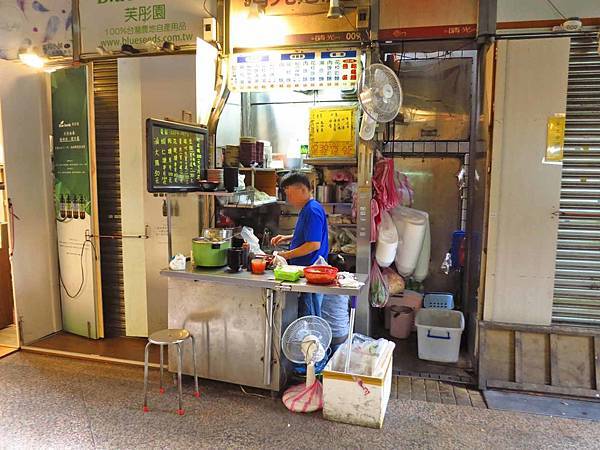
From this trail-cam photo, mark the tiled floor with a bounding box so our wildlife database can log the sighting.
[1,351,600,450]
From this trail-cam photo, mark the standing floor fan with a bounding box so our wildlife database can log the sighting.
[281,316,332,413]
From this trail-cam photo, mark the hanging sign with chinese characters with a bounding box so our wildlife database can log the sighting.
[229,49,361,92]
[78,0,214,55]
[309,106,357,158]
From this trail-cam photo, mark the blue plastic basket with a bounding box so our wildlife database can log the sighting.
[423,293,454,309]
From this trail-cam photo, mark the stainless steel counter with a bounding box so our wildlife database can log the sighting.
[161,264,367,391]
[160,264,368,296]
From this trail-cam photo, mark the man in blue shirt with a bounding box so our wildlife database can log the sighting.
[271,172,329,316]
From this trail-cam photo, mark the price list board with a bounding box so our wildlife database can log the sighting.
[309,106,357,158]
[229,49,361,92]
[146,119,208,193]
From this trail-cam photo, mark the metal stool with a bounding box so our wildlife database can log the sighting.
[143,328,199,416]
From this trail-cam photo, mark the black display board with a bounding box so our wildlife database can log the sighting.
[146,118,208,193]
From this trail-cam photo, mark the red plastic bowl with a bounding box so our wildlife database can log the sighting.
[304,266,339,285]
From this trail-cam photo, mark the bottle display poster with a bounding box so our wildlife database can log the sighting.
[51,67,91,220]
[51,66,102,339]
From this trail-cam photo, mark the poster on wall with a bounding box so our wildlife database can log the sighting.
[51,66,103,339]
[0,0,73,59]
[78,0,214,55]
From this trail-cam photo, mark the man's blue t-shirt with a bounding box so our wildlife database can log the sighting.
[289,199,329,266]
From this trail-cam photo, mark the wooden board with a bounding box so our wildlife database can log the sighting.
[0,224,14,329]
[554,334,594,389]
[479,321,600,399]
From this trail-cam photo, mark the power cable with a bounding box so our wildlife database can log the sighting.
[546,0,567,19]
[58,236,98,299]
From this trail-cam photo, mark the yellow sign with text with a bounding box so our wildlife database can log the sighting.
[309,106,357,158]
[546,114,566,162]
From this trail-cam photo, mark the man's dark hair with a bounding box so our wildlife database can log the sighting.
[280,171,311,190]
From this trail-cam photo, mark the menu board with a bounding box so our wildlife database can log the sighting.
[309,106,357,158]
[146,119,207,192]
[229,49,361,92]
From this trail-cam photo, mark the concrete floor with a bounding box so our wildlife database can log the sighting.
[1,352,599,449]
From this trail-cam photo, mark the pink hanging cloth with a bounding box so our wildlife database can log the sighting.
[371,158,400,241]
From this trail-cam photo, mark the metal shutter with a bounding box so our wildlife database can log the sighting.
[92,60,126,337]
[553,33,600,326]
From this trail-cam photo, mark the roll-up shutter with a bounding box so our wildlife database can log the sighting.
[553,33,600,326]
[92,60,126,336]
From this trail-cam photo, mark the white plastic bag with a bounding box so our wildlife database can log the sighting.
[272,251,287,268]
[390,206,428,277]
[313,255,330,266]
[169,253,186,271]
[413,216,431,282]
[375,210,398,268]
[240,226,265,255]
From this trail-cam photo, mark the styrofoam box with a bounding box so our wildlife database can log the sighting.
[322,348,393,429]
[415,309,464,363]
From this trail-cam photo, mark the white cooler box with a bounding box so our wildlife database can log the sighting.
[415,309,464,363]
[323,340,394,429]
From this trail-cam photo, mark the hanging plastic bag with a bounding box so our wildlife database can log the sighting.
[394,171,415,207]
[382,267,405,295]
[375,210,398,268]
[240,226,265,255]
[272,251,287,268]
[370,262,389,308]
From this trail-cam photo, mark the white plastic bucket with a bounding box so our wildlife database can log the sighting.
[415,309,464,363]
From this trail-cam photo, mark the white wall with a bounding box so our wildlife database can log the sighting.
[119,54,200,336]
[484,38,570,326]
[0,61,61,343]
[498,0,600,22]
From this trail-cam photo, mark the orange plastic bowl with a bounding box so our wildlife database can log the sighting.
[303,266,339,285]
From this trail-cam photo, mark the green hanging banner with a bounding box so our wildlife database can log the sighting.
[51,67,92,218]
[51,66,102,339]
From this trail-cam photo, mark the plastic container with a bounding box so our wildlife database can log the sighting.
[250,258,267,274]
[415,309,464,363]
[423,293,454,309]
[385,290,423,330]
[274,266,302,282]
[323,339,394,428]
[389,305,414,339]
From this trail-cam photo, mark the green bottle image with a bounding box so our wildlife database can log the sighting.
[79,196,86,219]
[66,194,72,219]
[73,195,80,220]
[59,194,66,219]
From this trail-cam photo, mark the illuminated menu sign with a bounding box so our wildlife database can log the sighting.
[146,118,207,192]
[229,48,361,92]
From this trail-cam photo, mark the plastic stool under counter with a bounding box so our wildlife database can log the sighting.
[142,328,200,416]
